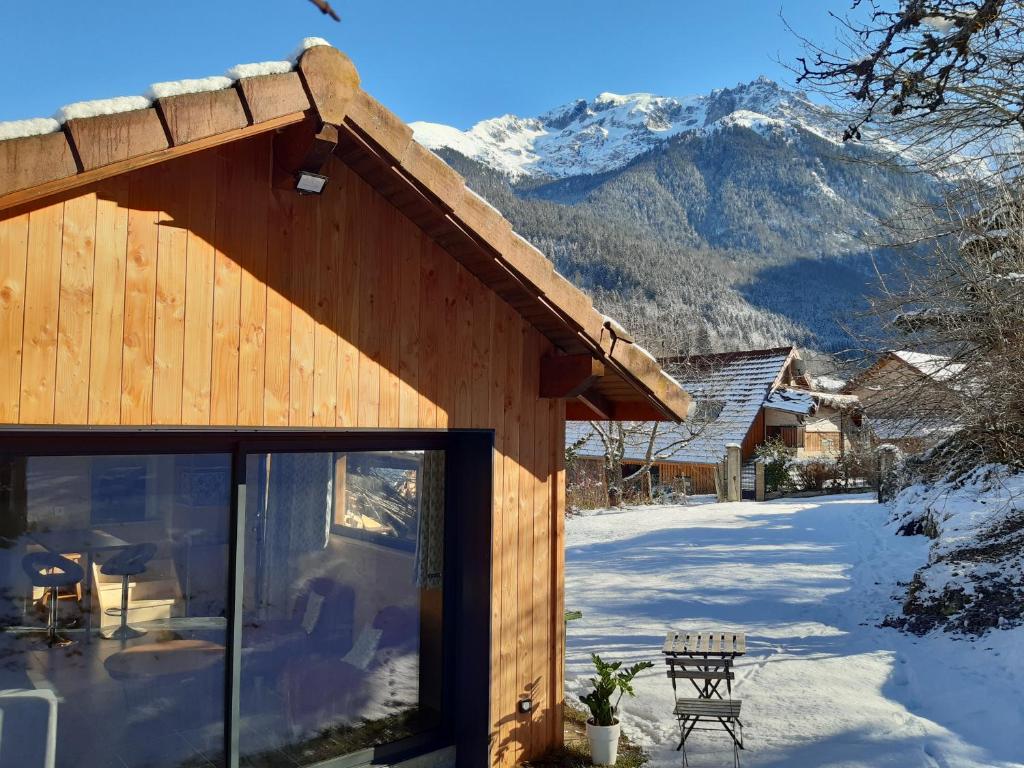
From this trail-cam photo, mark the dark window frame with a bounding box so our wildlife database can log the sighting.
[0,427,494,768]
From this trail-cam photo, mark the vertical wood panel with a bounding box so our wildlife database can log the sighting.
[152,166,189,424]
[211,148,244,425]
[89,177,129,424]
[397,221,420,428]
[516,326,536,760]
[312,185,338,427]
[500,305,523,765]
[0,212,29,421]
[181,155,217,425]
[55,191,97,424]
[355,182,380,428]
[487,297,508,765]
[20,201,64,423]
[470,280,493,429]
[531,338,553,752]
[264,187,292,426]
[551,399,567,748]
[288,194,317,426]
[238,138,269,426]
[434,245,457,430]
[452,264,474,427]
[377,202,400,428]
[335,168,360,427]
[416,236,439,429]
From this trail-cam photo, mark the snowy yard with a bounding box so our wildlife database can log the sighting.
[565,494,1024,768]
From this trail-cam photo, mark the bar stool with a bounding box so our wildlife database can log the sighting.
[22,552,85,647]
[100,543,157,641]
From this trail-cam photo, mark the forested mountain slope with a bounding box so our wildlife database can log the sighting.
[415,79,940,354]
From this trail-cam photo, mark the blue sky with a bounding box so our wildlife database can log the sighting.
[0,1,851,127]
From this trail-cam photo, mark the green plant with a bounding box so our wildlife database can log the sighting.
[579,654,654,726]
[755,436,794,492]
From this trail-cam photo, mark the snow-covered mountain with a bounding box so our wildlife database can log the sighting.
[412,77,843,180]
[412,78,944,355]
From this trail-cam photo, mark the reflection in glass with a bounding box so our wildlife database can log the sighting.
[0,453,231,768]
[239,451,444,767]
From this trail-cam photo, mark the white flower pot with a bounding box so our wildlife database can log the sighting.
[586,719,621,766]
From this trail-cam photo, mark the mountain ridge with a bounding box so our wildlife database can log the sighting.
[411,77,845,181]
[414,79,940,356]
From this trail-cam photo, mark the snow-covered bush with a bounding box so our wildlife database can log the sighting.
[788,456,840,492]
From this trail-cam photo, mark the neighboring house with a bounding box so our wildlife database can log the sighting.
[568,346,861,496]
[0,43,690,768]
[842,350,963,451]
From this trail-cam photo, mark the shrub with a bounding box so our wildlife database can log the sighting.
[754,436,794,492]
[789,457,840,491]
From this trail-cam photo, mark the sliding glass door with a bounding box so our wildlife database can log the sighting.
[0,433,480,768]
[237,450,445,767]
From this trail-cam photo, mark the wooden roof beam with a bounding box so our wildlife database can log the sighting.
[540,354,605,399]
[573,388,614,421]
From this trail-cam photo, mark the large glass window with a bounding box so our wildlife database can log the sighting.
[237,450,445,767]
[0,452,231,768]
[0,438,466,768]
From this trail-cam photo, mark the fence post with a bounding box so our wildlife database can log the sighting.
[755,461,766,502]
[726,443,741,502]
[877,445,899,503]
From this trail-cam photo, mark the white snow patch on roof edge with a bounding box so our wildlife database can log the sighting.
[289,37,332,64]
[56,95,153,123]
[0,117,61,140]
[147,76,234,100]
[226,60,293,80]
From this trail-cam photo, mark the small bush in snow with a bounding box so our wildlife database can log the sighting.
[755,436,794,492]
[789,456,840,492]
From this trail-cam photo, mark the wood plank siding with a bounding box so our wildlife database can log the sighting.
[0,135,565,767]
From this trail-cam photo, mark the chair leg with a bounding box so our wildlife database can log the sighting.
[102,574,145,641]
[46,586,72,647]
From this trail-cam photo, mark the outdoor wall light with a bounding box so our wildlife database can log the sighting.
[518,698,533,714]
[296,171,329,195]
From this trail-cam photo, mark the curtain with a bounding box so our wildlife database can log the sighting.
[414,451,445,589]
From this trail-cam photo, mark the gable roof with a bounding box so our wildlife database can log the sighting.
[890,351,965,382]
[842,350,964,395]
[569,347,796,464]
[0,40,689,422]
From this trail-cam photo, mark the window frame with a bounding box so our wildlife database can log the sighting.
[0,427,494,768]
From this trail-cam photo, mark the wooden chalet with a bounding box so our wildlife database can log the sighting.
[568,346,860,497]
[0,42,690,768]
[842,350,962,451]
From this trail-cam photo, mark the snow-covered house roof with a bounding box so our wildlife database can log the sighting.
[569,347,797,464]
[891,351,965,383]
[763,387,816,415]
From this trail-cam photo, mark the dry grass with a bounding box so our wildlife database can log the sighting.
[520,706,648,768]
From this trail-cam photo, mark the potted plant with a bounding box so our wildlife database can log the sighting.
[580,653,653,766]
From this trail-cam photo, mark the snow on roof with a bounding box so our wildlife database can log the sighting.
[892,351,965,382]
[568,348,793,464]
[56,95,153,123]
[868,417,958,441]
[225,61,293,80]
[0,117,60,140]
[0,37,333,137]
[147,76,234,100]
[764,388,816,415]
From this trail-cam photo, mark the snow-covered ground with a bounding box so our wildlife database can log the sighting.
[565,494,1024,767]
